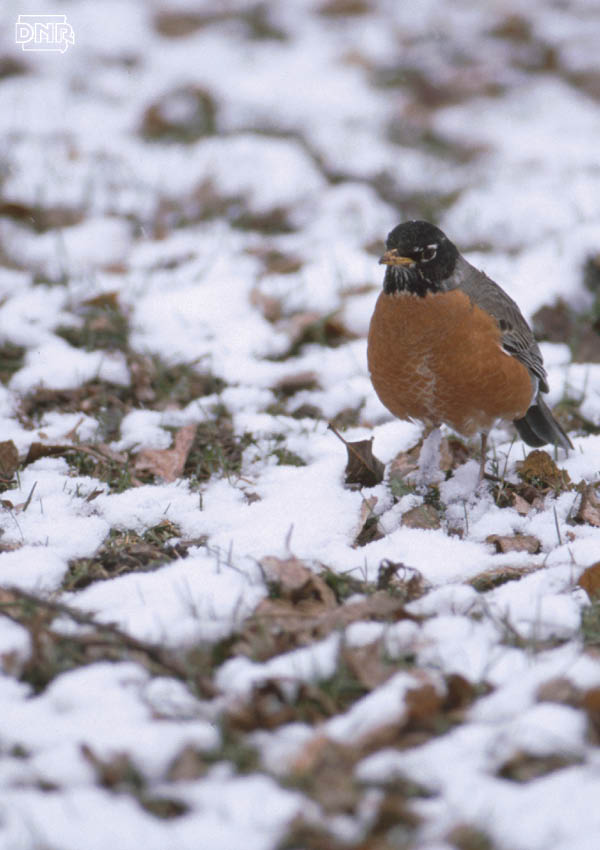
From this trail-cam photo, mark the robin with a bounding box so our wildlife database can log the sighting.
[367,220,572,479]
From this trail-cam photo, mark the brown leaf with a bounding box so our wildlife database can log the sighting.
[469,564,539,592]
[444,674,477,712]
[24,441,128,468]
[354,495,383,547]
[249,286,283,322]
[401,503,440,530]
[512,493,531,515]
[486,534,541,554]
[376,561,427,600]
[388,444,420,482]
[24,442,68,466]
[0,440,18,481]
[260,556,337,609]
[578,562,600,600]
[166,745,207,781]
[82,291,120,309]
[80,745,141,788]
[238,580,418,662]
[536,677,581,706]
[576,485,600,527]
[290,736,359,813]
[516,450,571,491]
[581,687,600,742]
[405,681,444,726]
[340,641,394,691]
[134,424,197,482]
[498,751,581,782]
[272,371,319,397]
[328,424,384,488]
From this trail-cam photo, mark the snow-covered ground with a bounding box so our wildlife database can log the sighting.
[1,0,600,847]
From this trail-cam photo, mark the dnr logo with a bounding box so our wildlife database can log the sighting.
[15,14,75,53]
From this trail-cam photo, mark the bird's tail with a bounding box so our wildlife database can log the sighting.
[513,395,573,451]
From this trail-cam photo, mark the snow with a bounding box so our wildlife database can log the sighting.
[1,0,600,846]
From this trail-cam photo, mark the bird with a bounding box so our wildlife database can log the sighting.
[367,220,572,481]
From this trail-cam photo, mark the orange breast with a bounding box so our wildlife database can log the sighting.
[367,289,534,436]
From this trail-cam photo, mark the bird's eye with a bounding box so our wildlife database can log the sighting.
[421,245,437,262]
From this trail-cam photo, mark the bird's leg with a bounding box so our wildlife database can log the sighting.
[417,426,443,486]
[478,432,488,483]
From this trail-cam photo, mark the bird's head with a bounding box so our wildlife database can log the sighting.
[379,220,459,296]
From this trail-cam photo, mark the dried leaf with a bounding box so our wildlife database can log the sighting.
[578,562,600,600]
[0,440,18,481]
[24,442,68,465]
[388,444,420,482]
[354,495,381,547]
[134,424,197,482]
[260,556,337,609]
[340,641,394,690]
[166,745,207,781]
[83,291,121,309]
[536,677,581,706]
[516,450,571,491]
[498,751,581,782]
[469,564,539,591]
[376,561,427,600]
[24,441,128,468]
[328,424,384,488]
[249,286,283,322]
[512,493,531,515]
[290,736,358,812]
[405,681,444,725]
[401,503,440,530]
[576,485,600,527]
[80,745,141,788]
[272,371,319,397]
[444,673,477,712]
[486,534,541,554]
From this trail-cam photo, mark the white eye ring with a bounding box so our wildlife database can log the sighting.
[421,245,437,262]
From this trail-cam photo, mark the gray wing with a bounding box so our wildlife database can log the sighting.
[448,257,549,393]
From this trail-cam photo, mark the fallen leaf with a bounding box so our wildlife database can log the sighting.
[328,424,384,488]
[83,291,121,309]
[444,674,477,712]
[0,440,18,481]
[249,286,283,321]
[498,751,581,782]
[376,560,426,600]
[260,556,337,609]
[166,745,207,781]
[581,687,600,742]
[24,442,68,465]
[272,371,319,397]
[516,450,571,491]
[388,444,420,483]
[486,534,541,554]
[512,493,531,515]
[354,495,382,547]
[576,485,600,527]
[340,641,394,690]
[468,564,539,591]
[401,503,440,530]
[80,745,142,788]
[405,681,444,726]
[536,677,581,706]
[134,424,197,482]
[578,562,600,600]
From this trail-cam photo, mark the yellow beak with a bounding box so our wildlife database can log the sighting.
[379,249,415,266]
